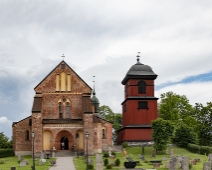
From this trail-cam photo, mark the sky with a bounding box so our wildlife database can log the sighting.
[0,0,212,138]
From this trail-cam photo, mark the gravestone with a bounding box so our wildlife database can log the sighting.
[96,154,103,170]
[169,156,177,170]
[139,154,145,160]
[181,156,189,170]
[10,167,16,170]
[208,154,212,162]
[152,150,156,158]
[18,154,21,161]
[190,159,196,165]
[165,162,170,168]
[162,157,167,161]
[203,162,211,170]
[153,163,160,168]
[39,159,46,165]
[20,161,26,167]
[170,149,174,157]
[40,151,44,159]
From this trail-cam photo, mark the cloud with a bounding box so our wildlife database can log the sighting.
[155,81,212,106]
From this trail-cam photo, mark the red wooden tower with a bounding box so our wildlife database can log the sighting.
[117,54,158,143]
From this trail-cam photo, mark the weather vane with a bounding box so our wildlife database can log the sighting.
[61,54,65,60]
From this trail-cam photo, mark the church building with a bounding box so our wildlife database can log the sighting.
[12,60,113,156]
[118,55,158,143]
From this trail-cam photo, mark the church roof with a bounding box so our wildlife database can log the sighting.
[121,56,158,84]
[34,60,92,90]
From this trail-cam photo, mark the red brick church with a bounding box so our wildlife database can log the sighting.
[118,55,158,143]
[12,60,112,156]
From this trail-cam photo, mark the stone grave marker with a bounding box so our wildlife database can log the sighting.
[20,161,27,167]
[208,154,212,162]
[165,162,170,168]
[181,156,189,170]
[203,162,211,170]
[152,150,156,158]
[162,157,167,161]
[190,159,196,165]
[17,154,21,161]
[96,154,103,170]
[10,167,16,170]
[39,159,46,165]
[40,151,44,159]
[170,149,174,157]
[169,156,177,170]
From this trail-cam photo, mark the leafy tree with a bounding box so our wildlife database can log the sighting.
[99,105,122,140]
[158,91,196,127]
[0,132,12,149]
[152,118,175,153]
[173,123,197,147]
[194,102,212,146]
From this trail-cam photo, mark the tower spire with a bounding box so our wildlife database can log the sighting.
[93,76,96,95]
[136,52,140,63]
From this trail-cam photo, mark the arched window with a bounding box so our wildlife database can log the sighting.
[102,128,106,139]
[59,102,63,118]
[66,103,70,119]
[25,130,30,141]
[138,80,146,94]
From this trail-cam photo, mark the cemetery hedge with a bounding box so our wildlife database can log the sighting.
[0,148,14,158]
[187,143,212,155]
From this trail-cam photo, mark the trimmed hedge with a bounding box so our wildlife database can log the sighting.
[187,144,200,154]
[0,149,15,158]
[187,143,212,156]
[199,146,212,155]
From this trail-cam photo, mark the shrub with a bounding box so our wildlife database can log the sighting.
[187,143,200,153]
[103,153,109,158]
[115,158,120,166]
[0,149,14,158]
[122,142,129,148]
[189,163,192,169]
[112,152,116,157]
[88,164,94,169]
[104,158,109,166]
[106,164,112,169]
[199,146,212,155]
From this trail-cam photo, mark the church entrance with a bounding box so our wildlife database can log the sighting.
[55,130,74,150]
[60,136,69,150]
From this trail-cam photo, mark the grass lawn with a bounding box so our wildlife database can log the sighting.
[0,156,56,170]
[74,146,208,170]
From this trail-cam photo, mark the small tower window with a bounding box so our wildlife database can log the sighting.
[29,119,32,126]
[138,101,148,109]
[123,104,126,112]
[61,64,65,69]
[138,80,146,94]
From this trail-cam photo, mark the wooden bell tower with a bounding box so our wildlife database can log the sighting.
[118,54,158,143]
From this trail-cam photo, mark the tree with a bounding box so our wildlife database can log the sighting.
[158,91,196,127]
[0,132,12,149]
[152,118,175,153]
[99,105,122,140]
[173,123,197,147]
[194,102,212,146]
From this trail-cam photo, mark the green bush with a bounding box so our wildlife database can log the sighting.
[103,153,109,158]
[88,164,94,169]
[122,142,129,148]
[115,158,120,166]
[199,146,212,155]
[106,164,112,169]
[189,163,192,169]
[187,143,200,153]
[112,151,116,157]
[173,123,197,148]
[104,158,109,166]
[0,149,14,158]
